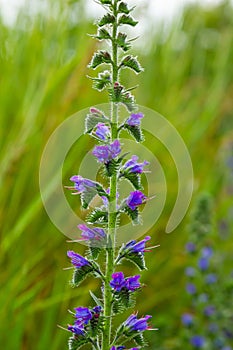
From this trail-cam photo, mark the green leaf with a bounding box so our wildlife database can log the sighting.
[108,84,136,112]
[80,187,97,209]
[100,0,112,4]
[124,124,144,142]
[119,14,138,27]
[86,208,108,225]
[71,265,94,287]
[116,32,131,52]
[89,50,112,69]
[68,335,90,350]
[133,333,148,347]
[121,90,136,112]
[85,110,108,133]
[104,159,120,177]
[89,246,101,259]
[125,252,146,270]
[120,170,142,190]
[93,28,111,40]
[120,55,143,74]
[98,13,115,26]
[90,315,105,337]
[90,291,103,307]
[118,2,131,14]
[90,70,112,91]
[122,205,140,225]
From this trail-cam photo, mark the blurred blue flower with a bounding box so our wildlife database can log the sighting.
[185,267,196,277]
[205,273,217,284]
[186,283,196,295]
[181,313,193,327]
[186,242,196,253]
[190,335,205,348]
[198,257,209,271]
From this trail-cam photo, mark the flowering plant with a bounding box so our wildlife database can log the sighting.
[62,1,158,349]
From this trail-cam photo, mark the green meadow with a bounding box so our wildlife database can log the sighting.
[0,0,232,349]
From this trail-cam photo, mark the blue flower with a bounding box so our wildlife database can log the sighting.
[67,251,90,268]
[204,305,215,317]
[125,275,141,291]
[126,113,144,126]
[185,267,196,277]
[186,283,196,295]
[68,322,84,335]
[78,224,106,241]
[190,335,205,348]
[198,257,209,271]
[94,123,110,141]
[69,175,96,193]
[181,313,193,327]
[123,155,149,174]
[124,313,152,333]
[126,190,147,210]
[110,272,126,291]
[74,307,93,324]
[205,273,217,284]
[201,246,213,258]
[124,236,151,254]
[185,242,196,253]
[93,139,121,163]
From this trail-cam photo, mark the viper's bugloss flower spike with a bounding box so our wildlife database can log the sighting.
[124,236,151,254]
[126,113,144,126]
[92,139,121,163]
[94,123,111,141]
[74,307,93,324]
[68,175,96,194]
[126,190,147,210]
[110,272,125,291]
[67,323,85,335]
[67,251,91,268]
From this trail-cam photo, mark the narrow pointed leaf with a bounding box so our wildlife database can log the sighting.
[89,50,112,69]
[124,124,144,142]
[120,55,143,74]
[119,14,138,27]
[98,13,115,26]
[118,2,131,14]
[68,336,90,350]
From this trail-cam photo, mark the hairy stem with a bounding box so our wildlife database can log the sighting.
[102,1,119,349]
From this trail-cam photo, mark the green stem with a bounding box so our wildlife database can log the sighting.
[102,1,119,349]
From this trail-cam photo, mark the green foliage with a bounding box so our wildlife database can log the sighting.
[112,289,136,314]
[120,170,142,190]
[123,124,144,142]
[89,50,112,69]
[116,32,131,52]
[118,2,131,14]
[120,55,143,73]
[86,208,108,225]
[90,70,112,91]
[71,265,94,287]
[124,252,146,271]
[93,28,112,41]
[133,333,148,347]
[68,335,90,350]
[90,291,103,307]
[121,205,140,225]
[98,13,115,27]
[118,14,138,27]
[85,110,109,133]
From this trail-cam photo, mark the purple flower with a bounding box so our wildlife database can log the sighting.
[185,242,196,253]
[186,283,196,295]
[185,267,196,277]
[124,236,151,254]
[67,251,90,268]
[69,175,96,193]
[126,113,144,126]
[198,257,209,271]
[125,275,141,291]
[123,155,149,174]
[205,273,217,284]
[190,335,205,348]
[181,313,193,327]
[110,347,125,350]
[92,306,102,315]
[78,224,106,241]
[201,247,213,258]
[204,305,215,317]
[93,140,121,163]
[110,272,126,291]
[74,307,92,324]
[68,322,84,335]
[126,190,147,210]
[94,123,110,141]
[124,313,152,333]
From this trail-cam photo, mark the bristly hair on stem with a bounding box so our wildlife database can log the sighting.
[63,1,158,350]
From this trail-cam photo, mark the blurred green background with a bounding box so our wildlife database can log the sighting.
[0,0,232,349]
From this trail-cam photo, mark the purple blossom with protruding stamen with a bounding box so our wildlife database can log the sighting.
[110,272,126,291]
[125,275,141,291]
[92,140,121,163]
[68,322,84,335]
[95,123,110,141]
[201,246,213,258]
[69,175,96,193]
[126,113,144,126]
[185,242,196,253]
[124,236,151,254]
[67,251,90,268]
[123,155,149,174]
[198,257,209,271]
[190,335,205,348]
[74,307,92,324]
[204,305,215,317]
[78,224,106,241]
[186,283,196,295]
[124,313,152,333]
[126,190,147,210]
[182,313,194,327]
